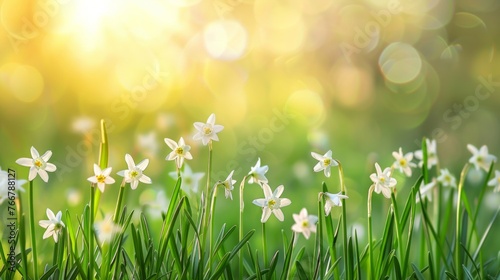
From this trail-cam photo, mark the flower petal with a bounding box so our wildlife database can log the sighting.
[273,209,284,221]
[16,158,33,167]
[46,208,55,220]
[28,166,37,181]
[252,198,266,207]
[274,185,284,197]
[130,180,139,190]
[311,152,323,161]
[139,174,152,184]
[125,154,135,170]
[280,198,291,207]
[38,169,49,182]
[41,150,52,162]
[45,163,57,172]
[261,208,272,223]
[207,113,216,125]
[136,158,149,170]
[30,146,40,159]
[164,138,177,150]
[93,164,101,176]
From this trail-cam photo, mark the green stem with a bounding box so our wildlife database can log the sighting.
[262,222,268,267]
[113,180,127,223]
[89,186,95,280]
[29,180,38,278]
[391,192,404,263]
[367,185,374,280]
[208,184,218,269]
[455,164,469,280]
[239,175,247,279]
[337,161,349,280]
[317,197,324,280]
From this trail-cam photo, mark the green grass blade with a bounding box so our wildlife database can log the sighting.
[411,263,425,280]
[295,261,308,280]
[280,233,296,280]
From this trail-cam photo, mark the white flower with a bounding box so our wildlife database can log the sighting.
[467,144,497,172]
[219,170,237,200]
[416,180,436,203]
[252,183,291,223]
[437,168,456,188]
[137,131,159,157]
[414,139,438,169]
[248,158,269,185]
[323,191,349,216]
[169,164,205,196]
[38,208,65,243]
[87,164,115,193]
[392,148,416,177]
[311,150,338,177]
[117,154,152,190]
[487,170,500,192]
[0,167,26,205]
[16,146,57,182]
[94,215,121,244]
[164,137,192,169]
[193,113,224,145]
[291,208,318,239]
[370,163,397,199]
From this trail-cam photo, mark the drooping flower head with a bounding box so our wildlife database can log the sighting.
[487,170,500,192]
[219,170,237,200]
[252,183,291,223]
[311,150,338,177]
[248,158,269,185]
[16,146,57,182]
[193,113,224,146]
[322,191,349,216]
[39,208,65,243]
[87,164,115,193]
[437,168,456,188]
[117,154,152,190]
[291,208,318,239]
[414,139,438,169]
[392,148,416,177]
[370,163,397,199]
[416,180,436,203]
[165,137,192,169]
[467,144,497,172]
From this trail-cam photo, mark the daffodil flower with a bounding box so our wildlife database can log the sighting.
[87,164,115,193]
[39,208,65,243]
[414,139,438,169]
[311,150,338,177]
[322,191,349,216]
[169,164,205,196]
[193,113,224,145]
[416,180,436,203]
[392,148,416,177]
[252,183,291,223]
[16,146,57,182]
[437,168,456,188]
[370,163,397,199]
[248,158,268,185]
[467,144,497,172]
[117,154,152,190]
[219,170,237,200]
[291,208,318,239]
[487,170,500,192]
[94,215,121,244]
[165,137,193,169]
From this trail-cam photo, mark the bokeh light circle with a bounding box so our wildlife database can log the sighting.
[203,20,248,61]
[379,42,422,84]
[0,63,44,102]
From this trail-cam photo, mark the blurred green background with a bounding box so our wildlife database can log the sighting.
[1,0,500,260]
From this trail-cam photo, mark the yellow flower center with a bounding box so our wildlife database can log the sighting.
[34,159,43,168]
[175,147,184,155]
[323,158,331,166]
[54,223,63,231]
[130,170,139,178]
[203,126,213,135]
[380,177,386,183]
[96,174,106,183]
[223,181,230,190]
[268,199,276,209]
[302,220,309,227]
[477,156,483,162]
[399,159,406,166]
